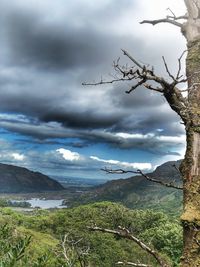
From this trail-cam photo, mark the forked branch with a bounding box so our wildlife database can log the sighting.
[88,226,171,267]
[101,168,183,190]
[83,48,189,124]
[140,9,188,28]
[140,18,183,27]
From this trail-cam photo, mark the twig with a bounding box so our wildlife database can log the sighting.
[126,78,146,94]
[82,76,135,86]
[121,49,143,69]
[162,56,176,82]
[176,50,187,80]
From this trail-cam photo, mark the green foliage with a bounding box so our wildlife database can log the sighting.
[0,198,31,208]
[0,202,182,266]
[0,224,31,267]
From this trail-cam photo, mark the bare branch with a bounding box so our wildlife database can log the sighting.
[140,18,182,28]
[82,76,135,86]
[167,7,177,18]
[88,226,171,267]
[140,8,188,28]
[143,83,164,93]
[166,8,188,20]
[121,49,143,69]
[162,56,176,81]
[82,49,189,124]
[101,168,183,190]
[176,50,188,80]
[116,261,152,267]
[126,78,146,94]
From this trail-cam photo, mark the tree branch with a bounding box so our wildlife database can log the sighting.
[82,76,135,86]
[121,49,143,69]
[176,50,187,80]
[101,168,183,190]
[140,15,184,28]
[140,18,182,27]
[116,261,152,267]
[162,56,176,82]
[88,226,171,267]
[143,83,164,93]
[83,49,189,124]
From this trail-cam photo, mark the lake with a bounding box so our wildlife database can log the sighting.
[12,198,67,209]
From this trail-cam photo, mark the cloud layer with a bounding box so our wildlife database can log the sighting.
[0,0,187,178]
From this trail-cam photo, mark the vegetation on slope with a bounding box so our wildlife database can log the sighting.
[0,202,182,266]
[68,161,183,217]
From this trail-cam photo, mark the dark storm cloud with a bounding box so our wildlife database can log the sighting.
[1,0,137,70]
[0,0,186,156]
[41,109,125,129]
[6,12,116,69]
[0,116,185,157]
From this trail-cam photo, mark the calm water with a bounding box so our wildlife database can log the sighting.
[13,198,67,209]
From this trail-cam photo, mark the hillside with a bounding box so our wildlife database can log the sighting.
[72,160,183,214]
[0,163,64,193]
[0,202,182,266]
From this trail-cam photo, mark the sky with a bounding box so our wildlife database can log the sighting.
[0,0,187,180]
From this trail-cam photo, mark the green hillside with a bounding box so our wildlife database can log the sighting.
[69,161,183,216]
[0,202,182,266]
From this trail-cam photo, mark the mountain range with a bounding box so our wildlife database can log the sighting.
[0,163,63,193]
[72,160,183,215]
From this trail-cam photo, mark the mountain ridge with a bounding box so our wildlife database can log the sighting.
[0,163,64,193]
[71,160,183,214]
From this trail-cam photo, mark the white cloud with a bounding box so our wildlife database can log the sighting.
[116,132,154,139]
[12,153,25,161]
[56,148,81,161]
[116,132,185,144]
[90,156,152,170]
[157,135,186,143]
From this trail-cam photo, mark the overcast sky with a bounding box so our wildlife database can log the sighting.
[0,0,187,180]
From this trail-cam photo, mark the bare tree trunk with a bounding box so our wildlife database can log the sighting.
[181,39,200,267]
[180,2,200,263]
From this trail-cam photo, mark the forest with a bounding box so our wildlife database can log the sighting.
[0,202,182,266]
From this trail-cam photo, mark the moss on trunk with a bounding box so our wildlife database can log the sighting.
[180,39,200,266]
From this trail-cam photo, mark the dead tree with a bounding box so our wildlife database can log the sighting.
[84,1,200,266]
[55,234,90,267]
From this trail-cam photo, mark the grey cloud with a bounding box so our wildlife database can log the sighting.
[0,116,185,157]
[0,0,186,159]
[2,0,139,71]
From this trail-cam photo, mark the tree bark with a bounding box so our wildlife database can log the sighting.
[180,3,200,263]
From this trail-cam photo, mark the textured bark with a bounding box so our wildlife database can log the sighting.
[139,1,200,265]
[181,38,200,267]
[183,0,200,43]
[180,7,200,264]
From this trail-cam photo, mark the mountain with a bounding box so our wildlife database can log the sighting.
[0,163,64,193]
[72,160,183,215]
